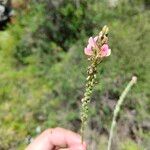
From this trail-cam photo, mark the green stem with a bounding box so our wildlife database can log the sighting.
[107,76,137,150]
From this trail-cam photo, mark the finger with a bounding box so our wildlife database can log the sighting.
[49,128,82,148]
[26,127,86,150]
[55,142,86,150]
[26,129,54,150]
[48,127,85,149]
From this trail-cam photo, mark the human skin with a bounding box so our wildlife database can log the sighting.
[26,127,86,150]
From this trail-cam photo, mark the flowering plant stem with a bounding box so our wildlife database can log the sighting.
[80,59,99,143]
[80,25,111,143]
[107,76,137,150]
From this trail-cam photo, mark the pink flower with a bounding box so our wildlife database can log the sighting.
[84,37,111,57]
[100,44,111,57]
[84,36,98,56]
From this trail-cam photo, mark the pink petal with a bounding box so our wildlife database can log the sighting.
[94,36,98,42]
[84,36,99,56]
[87,44,92,50]
[100,44,111,57]
[106,49,111,56]
[88,37,95,47]
[84,46,93,56]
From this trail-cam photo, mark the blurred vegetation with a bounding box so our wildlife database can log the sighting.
[0,0,150,149]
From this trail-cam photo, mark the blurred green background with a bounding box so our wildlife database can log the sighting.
[0,0,149,149]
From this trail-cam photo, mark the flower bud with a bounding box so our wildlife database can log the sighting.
[102,25,109,34]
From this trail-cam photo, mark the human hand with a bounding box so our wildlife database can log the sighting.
[26,127,86,150]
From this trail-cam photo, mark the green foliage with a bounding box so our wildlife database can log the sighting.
[0,0,149,149]
[120,139,143,150]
